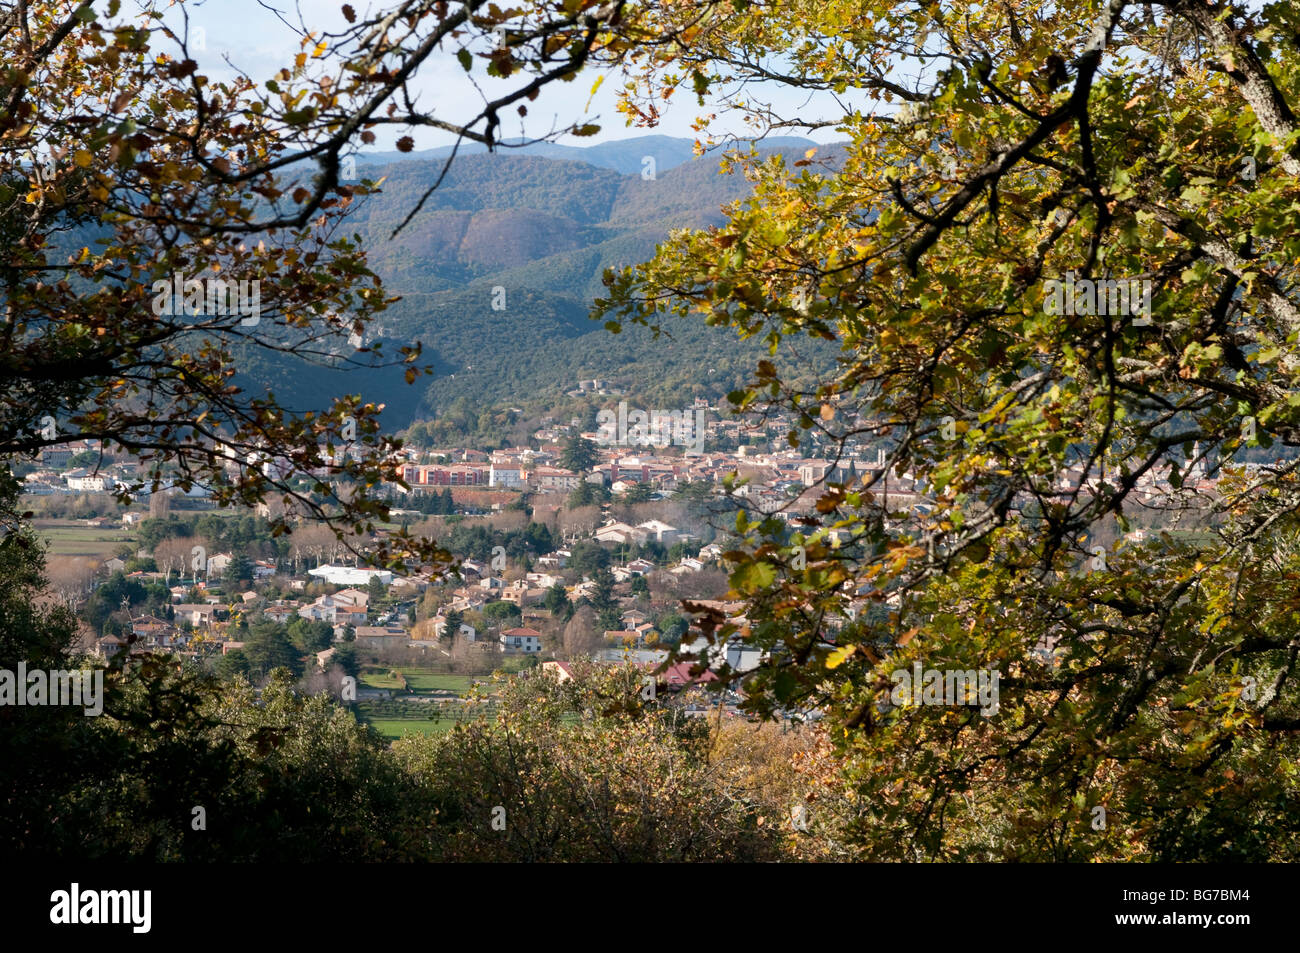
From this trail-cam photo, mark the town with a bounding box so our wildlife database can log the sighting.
[16,388,1246,739]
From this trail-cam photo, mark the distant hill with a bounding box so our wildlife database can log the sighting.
[231,136,845,438]
[356,134,818,177]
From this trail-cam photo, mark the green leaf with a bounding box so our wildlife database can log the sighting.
[732,560,777,593]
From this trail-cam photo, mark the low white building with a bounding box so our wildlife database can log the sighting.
[637,519,681,544]
[680,636,764,673]
[65,471,115,492]
[433,617,478,642]
[307,565,394,586]
[525,571,564,590]
[594,522,647,546]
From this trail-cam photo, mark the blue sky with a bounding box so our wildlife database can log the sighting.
[166,0,845,150]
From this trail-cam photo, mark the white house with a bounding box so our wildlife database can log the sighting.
[500,626,542,653]
[536,550,570,569]
[433,617,478,642]
[173,604,224,627]
[331,588,370,609]
[301,592,368,625]
[626,558,656,576]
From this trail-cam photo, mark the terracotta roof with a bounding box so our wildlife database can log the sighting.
[663,662,718,687]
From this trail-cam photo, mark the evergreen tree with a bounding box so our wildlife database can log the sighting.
[560,435,599,474]
[543,583,572,618]
[223,552,255,588]
[442,607,464,640]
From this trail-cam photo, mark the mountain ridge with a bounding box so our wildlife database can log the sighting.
[232,136,845,439]
[355,133,820,177]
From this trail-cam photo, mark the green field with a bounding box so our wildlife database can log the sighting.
[359,667,406,690]
[357,701,497,739]
[364,718,458,739]
[353,666,494,742]
[358,668,480,693]
[37,522,133,558]
[399,671,477,693]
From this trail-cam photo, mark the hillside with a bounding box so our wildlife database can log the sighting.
[233,136,844,438]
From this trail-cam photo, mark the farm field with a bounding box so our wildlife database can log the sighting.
[359,668,406,691]
[401,671,477,693]
[35,520,134,557]
[357,668,482,693]
[357,700,499,740]
[353,667,495,740]
[363,718,457,739]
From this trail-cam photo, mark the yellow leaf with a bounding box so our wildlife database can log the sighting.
[586,73,604,110]
[74,150,92,168]
[825,644,856,669]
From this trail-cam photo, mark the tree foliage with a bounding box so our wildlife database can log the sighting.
[393,663,796,861]
[598,0,1300,859]
[0,0,681,570]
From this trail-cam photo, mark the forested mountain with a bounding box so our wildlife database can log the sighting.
[235,136,843,438]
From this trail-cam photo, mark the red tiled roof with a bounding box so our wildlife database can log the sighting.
[663,662,718,686]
